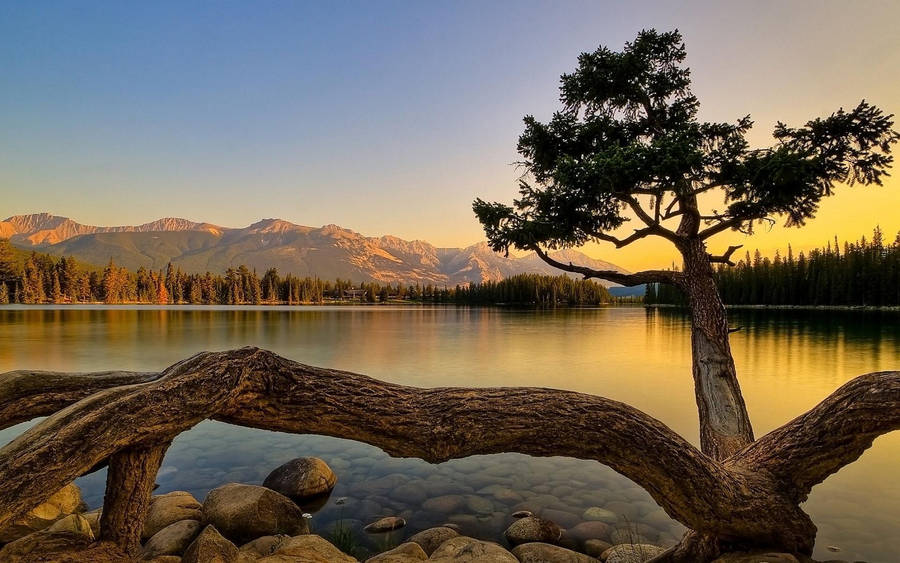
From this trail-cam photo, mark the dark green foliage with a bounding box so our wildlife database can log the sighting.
[473,29,897,257]
[649,228,900,307]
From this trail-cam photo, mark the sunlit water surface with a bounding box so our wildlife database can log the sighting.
[0,306,897,560]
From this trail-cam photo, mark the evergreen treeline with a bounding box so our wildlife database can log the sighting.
[0,239,611,306]
[645,228,900,307]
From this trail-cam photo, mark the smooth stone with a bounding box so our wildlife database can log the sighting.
[407,526,460,555]
[541,508,582,529]
[511,542,598,562]
[203,483,307,544]
[364,516,406,533]
[142,519,204,559]
[465,495,494,515]
[83,508,102,538]
[440,523,462,533]
[512,510,533,519]
[182,524,239,563]
[422,495,465,514]
[582,507,618,524]
[0,483,86,543]
[567,521,612,543]
[143,491,204,540]
[503,516,563,546]
[604,501,640,521]
[239,535,289,557]
[602,543,667,563]
[391,482,428,504]
[428,536,518,562]
[262,457,337,501]
[365,542,428,562]
[584,538,612,557]
[712,553,800,563]
[265,534,356,562]
[0,515,96,562]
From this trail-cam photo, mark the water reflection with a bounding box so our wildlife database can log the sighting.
[0,305,897,560]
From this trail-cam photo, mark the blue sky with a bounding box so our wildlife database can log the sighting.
[2,1,898,269]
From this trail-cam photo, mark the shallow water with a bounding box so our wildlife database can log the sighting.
[0,305,897,560]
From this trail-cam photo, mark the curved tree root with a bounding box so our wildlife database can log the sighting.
[1,348,897,560]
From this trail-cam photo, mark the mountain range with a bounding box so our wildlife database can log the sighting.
[1,213,629,287]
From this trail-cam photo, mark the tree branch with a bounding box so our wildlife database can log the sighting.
[733,370,900,502]
[698,217,746,240]
[532,246,682,287]
[708,245,743,266]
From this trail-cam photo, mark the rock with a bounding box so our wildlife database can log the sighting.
[261,534,356,562]
[491,488,524,505]
[511,510,533,519]
[364,516,406,533]
[0,516,95,562]
[148,557,182,563]
[407,526,460,555]
[511,542,598,562]
[0,483,87,542]
[421,494,464,514]
[83,508,102,538]
[143,491,204,540]
[567,521,612,543]
[440,522,462,533]
[712,553,800,563]
[584,538,612,557]
[182,524,239,563]
[239,535,288,557]
[582,507,618,524]
[503,516,563,546]
[428,536,518,562]
[142,519,205,559]
[602,543,667,563]
[365,542,428,562]
[262,457,337,501]
[541,508,582,529]
[47,514,95,538]
[203,483,307,544]
[391,481,428,504]
[464,495,494,515]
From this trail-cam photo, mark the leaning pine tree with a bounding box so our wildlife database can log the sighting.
[474,29,898,560]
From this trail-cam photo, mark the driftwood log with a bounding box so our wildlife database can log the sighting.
[0,347,898,561]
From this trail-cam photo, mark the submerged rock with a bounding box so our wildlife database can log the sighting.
[203,483,307,544]
[262,458,337,501]
[364,516,406,533]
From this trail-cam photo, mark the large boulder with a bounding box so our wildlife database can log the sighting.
[203,483,308,544]
[142,519,204,559]
[406,526,460,555]
[258,534,356,562]
[182,524,240,563]
[503,516,563,546]
[0,514,95,562]
[511,542,598,562]
[365,542,428,562]
[0,483,87,542]
[143,491,204,540]
[262,458,337,502]
[428,536,518,562]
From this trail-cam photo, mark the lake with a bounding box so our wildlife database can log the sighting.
[0,305,897,561]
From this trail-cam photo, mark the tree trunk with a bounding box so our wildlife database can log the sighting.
[99,443,169,556]
[680,240,754,460]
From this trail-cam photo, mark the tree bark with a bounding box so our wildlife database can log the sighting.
[680,239,754,460]
[99,443,169,556]
[0,349,897,561]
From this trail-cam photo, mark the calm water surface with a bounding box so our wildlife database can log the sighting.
[0,306,897,560]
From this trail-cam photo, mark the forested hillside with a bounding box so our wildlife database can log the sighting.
[646,228,900,307]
